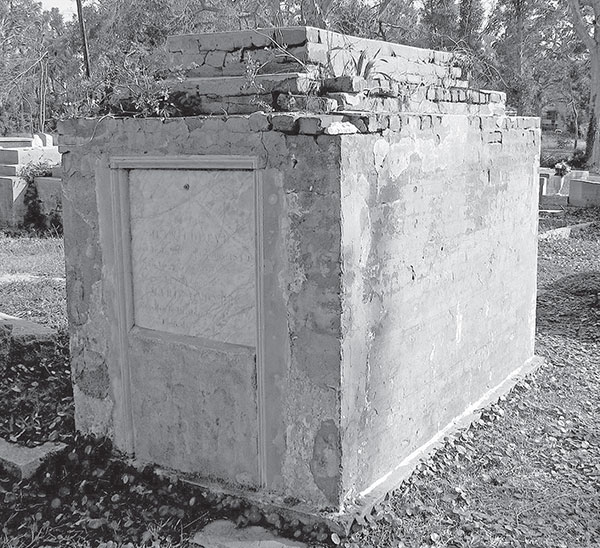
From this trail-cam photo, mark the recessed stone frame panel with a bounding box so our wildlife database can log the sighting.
[108,155,267,487]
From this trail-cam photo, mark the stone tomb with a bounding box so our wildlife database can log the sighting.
[60,27,540,524]
[569,177,600,206]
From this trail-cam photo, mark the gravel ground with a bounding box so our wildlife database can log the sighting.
[0,235,67,331]
[538,206,600,233]
[344,222,600,547]
[1,219,600,547]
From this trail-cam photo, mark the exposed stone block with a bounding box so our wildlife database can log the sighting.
[191,520,307,547]
[276,95,337,114]
[270,113,300,133]
[205,50,227,69]
[0,312,57,368]
[0,438,66,480]
[172,74,320,99]
[298,115,343,135]
[323,121,358,135]
[248,112,272,132]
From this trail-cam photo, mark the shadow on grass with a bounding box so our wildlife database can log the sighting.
[537,271,600,344]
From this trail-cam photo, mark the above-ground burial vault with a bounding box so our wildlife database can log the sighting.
[59,26,541,525]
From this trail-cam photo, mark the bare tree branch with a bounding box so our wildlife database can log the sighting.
[566,0,596,51]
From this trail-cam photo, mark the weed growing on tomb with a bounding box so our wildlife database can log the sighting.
[241,52,274,113]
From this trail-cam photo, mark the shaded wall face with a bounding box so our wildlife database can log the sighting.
[60,117,344,511]
[339,114,540,501]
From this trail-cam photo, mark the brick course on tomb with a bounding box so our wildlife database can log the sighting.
[59,27,540,525]
[165,27,505,117]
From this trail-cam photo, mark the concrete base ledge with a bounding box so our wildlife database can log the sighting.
[347,355,545,522]
[0,437,66,480]
[191,520,307,547]
[168,356,546,535]
[540,194,569,207]
[0,312,57,369]
[179,475,350,536]
[538,221,595,240]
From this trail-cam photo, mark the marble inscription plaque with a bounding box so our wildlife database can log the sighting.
[129,169,256,347]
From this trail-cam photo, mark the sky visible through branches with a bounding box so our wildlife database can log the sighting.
[40,0,77,17]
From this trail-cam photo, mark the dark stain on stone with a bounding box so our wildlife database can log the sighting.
[310,419,341,505]
[66,278,88,327]
[73,350,110,399]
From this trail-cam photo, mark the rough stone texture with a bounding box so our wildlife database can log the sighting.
[34,176,62,218]
[129,331,260,485]
[59,116,343,511]
[167,27,459,85]
[0,438,66,480]
[191,520,307,547]
[165,27,504,118]
[59,23,538,525]
[59,110,539,519]
[0,312,57,369]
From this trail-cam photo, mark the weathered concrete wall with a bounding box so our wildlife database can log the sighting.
[60,109,539,517]
[338,115,540,505]
[59,115,344,511]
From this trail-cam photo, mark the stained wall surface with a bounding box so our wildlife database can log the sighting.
[338,115,539,503]
[59,115,344,511]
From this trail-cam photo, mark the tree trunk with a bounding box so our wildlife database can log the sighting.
[301,0,329,28]
[573,101,579,151]
[566,0,600,172]
[586,47,600,171]
[514,0,525,116]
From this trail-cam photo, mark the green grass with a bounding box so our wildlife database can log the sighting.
[0,235,65,278]
[0,234,66,331]
[0,279,66,331]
